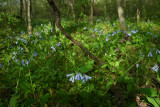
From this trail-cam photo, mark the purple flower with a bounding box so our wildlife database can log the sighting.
[15,41,18,44]
[152,64,159,72]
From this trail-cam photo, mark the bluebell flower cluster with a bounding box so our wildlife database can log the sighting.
[66,72,92,83]
[152,64,159,72]
[22,59,30,66]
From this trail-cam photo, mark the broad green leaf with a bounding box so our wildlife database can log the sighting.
[106,80,114,92]
[157,55,160,63]
[146,97,160,107]
[19,81,32,94]
[139,88,157,97]
[101,64,107,68]
[40,93,50,107]
[9,96,17,107]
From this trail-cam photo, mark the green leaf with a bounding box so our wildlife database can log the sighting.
[157,71,160,81]
[146,97,160,107]
[19,81,32,94]
[157,55,160,63]
[9,96,17,107]
[101,64,107,68]
[106,80,114,92]
[40,93,50,107]
[139,88,157,97]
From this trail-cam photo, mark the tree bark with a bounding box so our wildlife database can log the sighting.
[47,0,104,66]
[22,0,27,24]
[20,0,23,19]
[117,0,126,32]
[103,0,107,17]
[91,0,94,25]
[137,8,140,24]
[27,0,32,35]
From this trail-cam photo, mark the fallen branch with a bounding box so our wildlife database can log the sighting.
[47,0,104,66]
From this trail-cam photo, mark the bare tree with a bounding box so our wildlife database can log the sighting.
[27,0,32,35]
[117,0,126,32]
[91,0,94,25]
[47,0,104,66]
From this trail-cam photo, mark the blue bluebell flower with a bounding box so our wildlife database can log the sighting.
[154,35,157,38]
[10,36,13,39]
[12,52,17,55]
[26,60,30,65]
[156,50,160,54]
[15,59,19,62]
[56,42,61,46]
[152,64,159,72]
[51,46,56,51]
[20,47,24,51]
[69,75,75,83]
[106,38,109,42]
[66,73,74,77]
[84,27,87,30]
[0,63,3,67]
[148,51,153,57]
[136,64,139,68]
[131,30,138,34]
[12,56,15,60]
[21,31,25,34]
[15,41,18,44]
[33,51,38,56]
[22,59,25,66]
[75,73,83,80]
[128,33,131,36]
[82,74,92,83]
[35,32,39,36]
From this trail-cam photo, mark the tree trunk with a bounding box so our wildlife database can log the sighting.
[103,0,107,17]
[91,0,94,25]
[22,0,27,24]
[20,0,23,19]
[117,0,126,32]
[137,8,140,24]
[27,0,32,35]
[47,0,104,66]
[67,0,75,23]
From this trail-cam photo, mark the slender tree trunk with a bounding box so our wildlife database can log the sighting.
[22,0,27,24]
[33,0,36,18]
[70,0,75,23]
[103,0,107,17]
[47,0,104,66]
[20,0,23,19]
[91,0,94,25]
[27,0,32,35]
[137,8,140,24]
[117,0,126,32]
